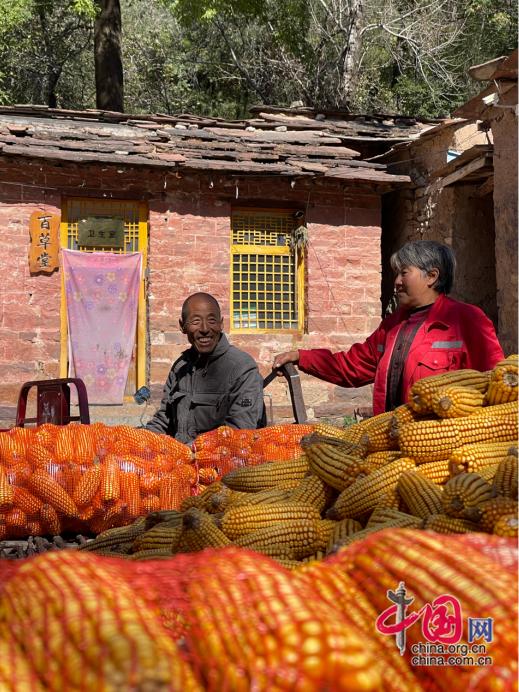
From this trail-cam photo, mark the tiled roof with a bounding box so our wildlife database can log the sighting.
[0,105,440,186]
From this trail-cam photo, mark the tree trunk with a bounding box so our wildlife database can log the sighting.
[94,0,124,112]
[338,0,364,106]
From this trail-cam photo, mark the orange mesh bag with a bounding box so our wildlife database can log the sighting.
[0,551,202,691]
[193,424,314,476]
[294,561,421,691]
[0,425,196,539]
[180,546,381,691]
[329,528,518,691]
[0,430,27,466]
[33,422,60,449]
[53,424,93,465]
[0,628,46,691]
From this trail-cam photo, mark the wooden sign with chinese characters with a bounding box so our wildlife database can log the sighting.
[29,210,60,273]
[77,216,125,249]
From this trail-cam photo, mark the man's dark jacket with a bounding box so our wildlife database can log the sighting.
[145,334,264,443]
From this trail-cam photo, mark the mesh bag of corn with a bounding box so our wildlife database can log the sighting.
[0,422,195,539]
[328,528,518,691]
[193,423,314,475]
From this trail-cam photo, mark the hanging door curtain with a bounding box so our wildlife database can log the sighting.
[62,249,142,405]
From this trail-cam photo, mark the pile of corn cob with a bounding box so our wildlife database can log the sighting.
[81,357,518,565]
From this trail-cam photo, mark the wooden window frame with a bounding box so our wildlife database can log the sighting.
[230,207,305,335]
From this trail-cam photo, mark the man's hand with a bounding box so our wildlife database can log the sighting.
[272,350,300,375]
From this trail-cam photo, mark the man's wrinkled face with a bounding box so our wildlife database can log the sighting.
[180,297,223,354]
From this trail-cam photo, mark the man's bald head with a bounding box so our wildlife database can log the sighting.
[181,293,221,322]
[180,293,224,354]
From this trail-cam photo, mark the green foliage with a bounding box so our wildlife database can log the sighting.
[0,0,516,117]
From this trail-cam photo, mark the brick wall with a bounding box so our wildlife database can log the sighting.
[381,122,498,331]
[0,157,383,423]
[490,89,518,355]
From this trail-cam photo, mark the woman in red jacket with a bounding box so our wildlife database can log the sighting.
[272,240,504,414]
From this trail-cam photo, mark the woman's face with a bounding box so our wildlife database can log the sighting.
[394,265,439,309]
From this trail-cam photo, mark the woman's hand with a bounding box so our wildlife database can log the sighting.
[272,350,300,375]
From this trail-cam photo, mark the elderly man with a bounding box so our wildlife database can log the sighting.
[145,292,265,443]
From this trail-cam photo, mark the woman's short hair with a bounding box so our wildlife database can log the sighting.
[390,240,456,294]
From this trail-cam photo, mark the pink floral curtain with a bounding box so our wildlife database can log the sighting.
[62,249,142,404]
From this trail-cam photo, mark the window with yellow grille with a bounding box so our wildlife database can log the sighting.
[231,209,304,333]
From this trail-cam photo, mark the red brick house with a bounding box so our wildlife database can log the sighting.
[0,105,439,426]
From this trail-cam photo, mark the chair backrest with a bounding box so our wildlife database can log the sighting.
[15,378,90,427]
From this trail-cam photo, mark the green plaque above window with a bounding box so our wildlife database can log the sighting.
[78,216,125,248]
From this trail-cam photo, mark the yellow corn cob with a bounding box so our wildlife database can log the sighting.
[337,416,376,445]
[331,524,397,551]
[72,463,102,507]
[409,369,490,414]
[0,466,14,510]
[101,455,121,502]
[144,508,184,531]
[131,521,184,554]
[476,463,500,483]
[389,403,425,440]
[431,385,485,418]
[449,440,517,475]
[27,469,78,517]
[235,518,320,560]
[423,514,480,534]
[222,455,309,492]
[359,410,399,452]
[374,489,401,510]
[221,502,320,540]
[367,506,423,529]
[315,519,337,549]
[12,485,43,514]
[492,454,518,498]
[486,379,518,405]
[180,481,225,511]
[326,518,362,554]
[229,486,294,509]
[415,459,451,484]
[327,458,416,520]
[478,498,519,532]
[397,470,443,518]
[399,401,518,462]
[303,431,367,458]
[128,549,177,560]
[364,450,402,470]
[180,507,232,552]
[441,472,494,520]
[79,518,148,552]
[313,422,350,439]
[208,486,249,512]
[486,358,518,405]
[304,439,369,491]
[493,514,518,538]
[288,474,334,512]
